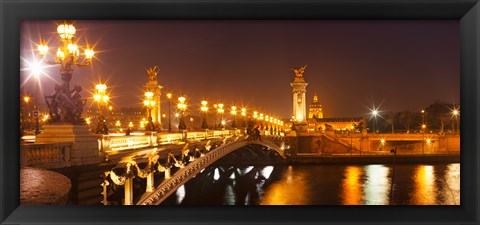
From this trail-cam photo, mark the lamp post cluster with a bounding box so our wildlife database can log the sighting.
[250,110,285,135]
[36,20,95,125]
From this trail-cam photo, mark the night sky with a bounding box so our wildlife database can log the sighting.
[20,20,460,119]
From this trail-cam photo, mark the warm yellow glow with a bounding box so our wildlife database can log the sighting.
[145,91,154,98]
[93,94,101,102]
[453,109,459,116]
[380,139,386,144]
[175,113,179,117]
[56,48,65,60]
[426,138,431,144]
[23,96,30,103]
[115,120,121,127]
[178,96,186,103]
[342,166,363,205]
[85,49,94,59]
[218,103,224,109]
[201,100,208,106]
[221,120,226,125]
[108,106,113,111]
[422,124,426,129]
[128,122,133,128]
[57,21,76,39]
[67,43,78,53]
[102,95,109,103]
[38,38,49,56]
[413,165,436,204]
[166,93,172,99]
[190,117,194,122]
[96,84,107,92]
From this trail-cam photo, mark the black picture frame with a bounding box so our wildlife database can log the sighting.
[1,0,478,224]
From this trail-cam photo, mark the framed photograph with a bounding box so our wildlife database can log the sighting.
[1,0,479,224]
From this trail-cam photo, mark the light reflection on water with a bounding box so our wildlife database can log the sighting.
[164,163,460,205]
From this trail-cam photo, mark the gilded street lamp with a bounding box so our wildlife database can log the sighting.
[177,96,187,130]
[166,92,172,132]
[201,100,208,130]
[231,106,237,129]
[217,103,224,129]
[241,107,247,129]
[144,91,156,131]
[37,20,95,124]
[93,83,109,134]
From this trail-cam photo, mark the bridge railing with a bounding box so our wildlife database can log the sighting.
[99,129,242,152]
[20,142,72,168]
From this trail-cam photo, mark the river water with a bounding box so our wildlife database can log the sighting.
[161,163,460,205]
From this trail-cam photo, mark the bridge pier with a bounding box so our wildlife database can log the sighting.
[124,177,133,205]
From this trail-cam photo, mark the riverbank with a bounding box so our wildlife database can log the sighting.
[288,153,460,164]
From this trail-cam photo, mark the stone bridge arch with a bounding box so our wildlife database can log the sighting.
[137,137,286,205]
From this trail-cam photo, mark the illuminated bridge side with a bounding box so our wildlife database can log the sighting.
[136,137,286,205]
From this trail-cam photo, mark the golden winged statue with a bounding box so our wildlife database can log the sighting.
[290,65,307,78]
[146,66,160,82]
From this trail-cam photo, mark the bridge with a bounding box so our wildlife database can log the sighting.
[95,132,286,205]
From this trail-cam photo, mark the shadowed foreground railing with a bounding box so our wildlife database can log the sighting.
[20,142,72,169]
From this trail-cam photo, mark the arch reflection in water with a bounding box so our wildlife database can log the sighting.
[161,163,459,205]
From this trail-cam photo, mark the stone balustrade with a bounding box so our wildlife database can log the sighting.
[99,130,239,153]
[20,142,72,168]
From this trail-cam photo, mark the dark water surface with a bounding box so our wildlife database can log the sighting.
[161,163,460,205]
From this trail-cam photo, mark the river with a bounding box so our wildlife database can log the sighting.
[161,163,460,205]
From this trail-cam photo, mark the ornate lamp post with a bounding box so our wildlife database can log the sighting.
[177,96,187,130]
[371,109,379,133]
[452,108,459,134]
[201,100,208,130]
[93,83,109,134]
[231,106,237,129]
[22,96,30,134]
[166,92,172,132]
[421,124,427,154]
[350,125,354,155]
[241,107,247,132]
[144,91,156,131]
[37,20,95,124]
[217,103,224,129]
